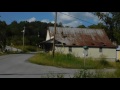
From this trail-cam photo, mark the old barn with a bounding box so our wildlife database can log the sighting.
[41,27,117,61]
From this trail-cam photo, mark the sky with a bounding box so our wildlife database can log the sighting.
[0,12,102,27]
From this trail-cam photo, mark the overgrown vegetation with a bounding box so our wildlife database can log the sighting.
[0,52,6,56]
[40,69,120,78]
[73,68,120,78]
[41,73,64,78]
[14,45,38,52]
[29,53,120,69]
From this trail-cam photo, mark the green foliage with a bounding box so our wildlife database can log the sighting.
[0,21,7,51]
[1,20,63,47]
[25,46,37,52]
[98,55,110,67]
[94,12,120,44]
[58,22,63,27]
[29,53,83,69]
[73,69,117,78]
[42,73,64,78]
[77,25,86,28]
[14,45,37,53]
[114,69,120,77]
[29,53,118,69]
[41,69,120,78]
[73,69,94,78]
[88,23,107,29]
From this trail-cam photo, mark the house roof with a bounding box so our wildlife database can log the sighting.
[40,39,61,44]
[48,27,116,48]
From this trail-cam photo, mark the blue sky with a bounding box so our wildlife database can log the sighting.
[0,12,102,27]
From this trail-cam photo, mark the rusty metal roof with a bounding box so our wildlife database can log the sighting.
[48,27,116,48]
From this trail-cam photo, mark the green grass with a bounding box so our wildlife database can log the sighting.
[29,53,120,69]
[14,45,41,53]
[0,52,5,56]
[73,69,120,78]
[40,69,120,78]
[74,68,120,78]
[29,53,83,69]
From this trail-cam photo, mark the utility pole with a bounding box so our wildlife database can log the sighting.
[37,32,40,52]
[22,26,25,50]
[53,12,57,57]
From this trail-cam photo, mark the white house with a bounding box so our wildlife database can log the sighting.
[40,27,117,61]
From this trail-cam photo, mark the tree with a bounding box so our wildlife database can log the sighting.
[58,22,63,27]
[88,23,107,29]
[0,21,7,51]
[77,25,86,28]
[94,12,120,44]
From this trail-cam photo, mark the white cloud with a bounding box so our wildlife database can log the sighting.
[57,12,74,22]
[52,12,101,27]
[41,19,54,24]
[64,21,82,27]
[27,17,36,22]
[41,19,49,23]
[51,21,55,24]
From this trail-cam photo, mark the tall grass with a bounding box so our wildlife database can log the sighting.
[40,69,120,78]
[0,52,4,56]
[29,53,118,69]
[73,69,117,78]
[14,45,38,52]
[29,53,84,68]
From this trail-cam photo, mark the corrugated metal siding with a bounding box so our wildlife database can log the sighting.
[49,27,116,48]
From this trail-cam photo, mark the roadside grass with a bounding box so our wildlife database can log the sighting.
[14,45,41,52]
[0,45,39,55]
[0,52,6,56]
[29,53,120,69]
[29,53,83,69]
[73,68,120,78]
[40,69,120,78]
[72,69,120,78]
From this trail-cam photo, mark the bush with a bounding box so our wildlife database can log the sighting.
[73,69,95,78]
[26,46,36,52]
[99,59,109,66]
[14,45,37,52]
[98,55,110,67]
[114,69,120,77]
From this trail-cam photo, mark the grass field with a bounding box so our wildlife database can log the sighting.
[29,53,120,69]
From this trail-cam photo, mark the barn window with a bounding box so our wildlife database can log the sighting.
[99,47,102,52]
[69,47,72,52]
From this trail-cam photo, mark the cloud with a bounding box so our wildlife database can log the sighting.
[41,19,49,23]
[27,17,36,22]
[41,19,54,24]
[52,12,101,27]
[64,21,82,27]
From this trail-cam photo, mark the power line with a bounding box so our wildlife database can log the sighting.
[59,12,95,25]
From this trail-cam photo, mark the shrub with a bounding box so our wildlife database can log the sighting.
[98,55,110,67]
[73,69,95,78]
[26,46,36,52]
